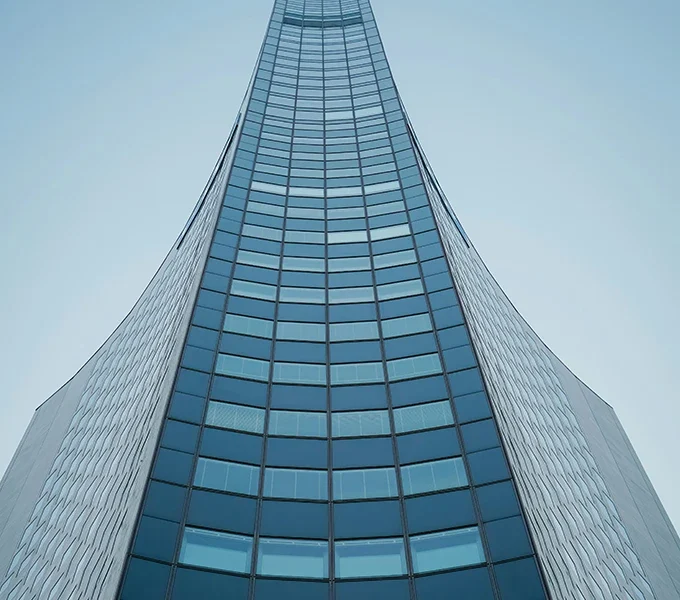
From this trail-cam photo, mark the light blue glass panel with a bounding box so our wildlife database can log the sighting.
[332,410,390,437]
[381,313,432,338]
[216,354,269,381]
[224,314,273,338]
[401,457,468,495]
[328,230,368,244]
[328,257,371,272]
[328,207,365,219]
[387,354,442,381]
[277,321,326,342]
[287,207,325,219]
[410,528,485,573]
[333,467,398,500]
[248,201,285,217]
[279,287,326,304]
[282,256,325,272]
[370,224,410,241]
[367,200,405,217]
[257,538,329,579]
[377,279,423,300]
[269,410,327,437]
[373,249,416,270]
[329,321,379,342]
[331,362,384,385]
[285,230,325,244]
[335,538,407,579]
[231,280,277,301]
[393,401,454,433]
[194,457,260,496]
[237,250,281,270]
[329,287,375,304]
[179,528,252,574]
[273,362,327,385]
[206,401,265,433]
[242,224,283,241]
[264,467,328,501]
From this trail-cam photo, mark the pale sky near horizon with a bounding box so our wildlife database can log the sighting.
[1,0,678,533]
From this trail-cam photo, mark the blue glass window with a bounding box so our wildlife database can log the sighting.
[401,457,468,495]
[333,467,398,500]
[272,362,327,385]
[377,279,423,300]
[231,279,277,301]
[393,400,454,433]
[276,321,326,342]
[335,538,407,579]
[382,313,432,338]
[205,401,265,433]
[387,353,442,381]
[194,457,260,496]
[263,467,328,501]
[331,362,384,385]
[329,321,379,341]
[256,538,328,579]
[179,528,252,574]
[223,314,273,338]
[268,410,327,437]
[329,286,375,304]
[332,410,390,437]
[410,527,485,573]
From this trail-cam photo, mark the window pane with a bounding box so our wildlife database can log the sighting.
[410,527,485,573]
[394,401,454,433]
[401,457,468,495]
[328,257,371,272]
[387,354,442,381]
[257,538,329,579]
[333,467,398,500]
[279,287,326,304]
[331,362,384,385]
[231,280,277,301]
[328,230,368,244]
[373,249,416,270]
[377,279,424,301]
[205,401,265,434]
[382,313,432,338]
[194,457,260,496]
[282,256,325,272]
[332,410,390,437]
[329,287,375,304]
[215,354,269,381]
[269,410,327,437]
[277,321,326,342]
[335,538,407,579]
[224,314,273,338]
[237,249,280,270]
[329,321,379,342]
[179,528,252,574]
[273,362,327,385]
[264,467,328,501]
[370,224,411,241]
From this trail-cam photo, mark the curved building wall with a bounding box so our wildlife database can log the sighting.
[0,1,678,600]
[0,126,240,600]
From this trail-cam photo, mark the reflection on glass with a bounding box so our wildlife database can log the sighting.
[335,538,407,578]
[410,527,485,573]
[257,538,329,579]
[179,527,252,574]
[264,467,328,500]
[401,457,468,495]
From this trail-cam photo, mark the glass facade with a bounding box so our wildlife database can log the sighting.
[1,1,679,600]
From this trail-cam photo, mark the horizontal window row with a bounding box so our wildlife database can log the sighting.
[236,248,419,272]
[214,352,442,384]
[229,279,424,303]
[193,456,468,500]
[179,525,485,579]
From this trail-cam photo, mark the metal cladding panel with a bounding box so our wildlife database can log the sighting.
[0,133,238,600]
[551,358,680,600]
[425,163,668,598]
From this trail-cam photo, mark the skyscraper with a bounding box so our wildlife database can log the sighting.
[0,0,678,598]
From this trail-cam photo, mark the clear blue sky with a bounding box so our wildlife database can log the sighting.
[1,0,678,531]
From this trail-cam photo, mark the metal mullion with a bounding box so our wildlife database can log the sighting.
[356,10,505,598]
[341,14,417,600]
[247,3,296,597]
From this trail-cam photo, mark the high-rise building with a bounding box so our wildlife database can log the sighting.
[1,1,678,599]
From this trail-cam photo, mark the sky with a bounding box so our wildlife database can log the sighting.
[0,0,678,533]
